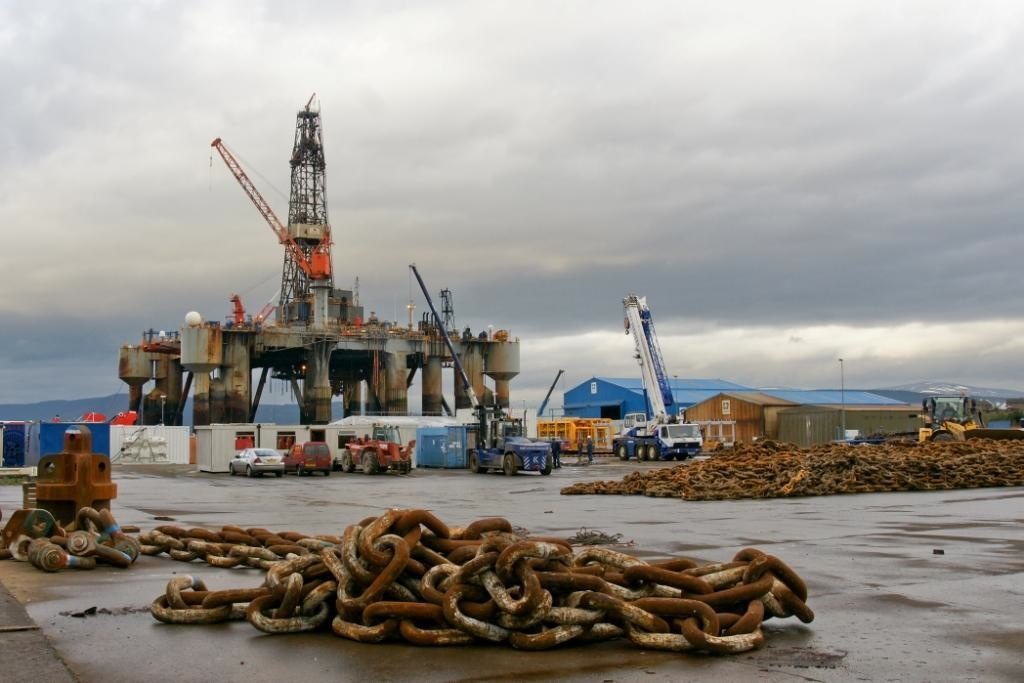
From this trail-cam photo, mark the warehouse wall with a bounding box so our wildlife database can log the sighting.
[685,395,764,443]
[777,408,920,447]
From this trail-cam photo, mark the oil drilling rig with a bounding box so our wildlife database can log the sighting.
[119,96,520,426]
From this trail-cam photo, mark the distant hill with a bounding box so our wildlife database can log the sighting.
[0,394,340,425]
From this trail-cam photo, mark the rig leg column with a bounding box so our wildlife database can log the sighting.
[223,337,251,423]
[304,341,333,424]
[385,353,409,415]
[193,373,211,427]
[422,356,443,416]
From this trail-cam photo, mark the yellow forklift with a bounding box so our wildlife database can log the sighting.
[919,395,1024,442]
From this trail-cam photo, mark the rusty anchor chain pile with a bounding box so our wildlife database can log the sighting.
[139,525,343,568]
[150,509,813,654]
[562,439,1024,500]
[0,507,141,572]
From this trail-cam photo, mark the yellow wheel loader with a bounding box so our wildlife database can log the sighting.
[918,395,1024,442]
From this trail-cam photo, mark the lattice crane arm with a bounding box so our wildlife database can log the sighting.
[623,294,676,422]
[210,137,331,280]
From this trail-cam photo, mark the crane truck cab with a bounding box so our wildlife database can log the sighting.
[614,415,703,461]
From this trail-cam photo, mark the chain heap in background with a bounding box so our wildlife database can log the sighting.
[563,439,1024,500]
[148,508,812,654]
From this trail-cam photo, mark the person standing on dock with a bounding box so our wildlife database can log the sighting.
[586,435,594,463]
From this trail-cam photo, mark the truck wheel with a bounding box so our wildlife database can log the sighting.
[617,444,628,461]
[363,452,380,475]
[674,453,685,461]
[541,454,553,476]
[341,451,355,473]
[931,431,956,442]
[649,445,660,460]
[469,452,482,474]
[323,468,331,476]
[297,466,304,477]
[637,445,647,461]
[503,454,516,477]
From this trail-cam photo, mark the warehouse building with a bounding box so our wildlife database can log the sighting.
[684,392,799,443]
[561,377,751,419]
[777,404,922,447]
[643,388,918,446]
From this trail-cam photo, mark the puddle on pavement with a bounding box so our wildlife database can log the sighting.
[759,646,847,670]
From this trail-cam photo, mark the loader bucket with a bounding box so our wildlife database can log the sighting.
[965,429,1024,441]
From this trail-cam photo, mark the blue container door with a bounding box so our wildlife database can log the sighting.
[446,428,466,468]
[419,434,445,468]
[2,424,25,467]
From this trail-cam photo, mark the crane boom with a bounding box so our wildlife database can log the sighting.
[409,264,480,410]
[210,137,332,280]
[623,295,675,422]
[537,369,564,418]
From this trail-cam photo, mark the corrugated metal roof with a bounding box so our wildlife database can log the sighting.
[565,389,725,411]
[780,404,918,413]
[671,390,732,407]
[758,389,905,406]
[595,377,751,391]
[717,391,799,406]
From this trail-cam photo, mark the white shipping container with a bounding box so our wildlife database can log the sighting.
[110,425,191,464]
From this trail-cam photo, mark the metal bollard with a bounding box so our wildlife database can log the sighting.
[34,425,117,526]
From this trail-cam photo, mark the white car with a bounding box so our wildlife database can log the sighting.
[229,448,285,478]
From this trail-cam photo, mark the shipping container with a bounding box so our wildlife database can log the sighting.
[40,422,110,460]
[415,426,468,469]
[1,422,27,467]
[110,425,191,464]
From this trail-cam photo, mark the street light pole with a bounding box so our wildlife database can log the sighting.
[838,358,846,439]
[160,394,167,426]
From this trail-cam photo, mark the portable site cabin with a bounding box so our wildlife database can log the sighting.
[195,424,314,473]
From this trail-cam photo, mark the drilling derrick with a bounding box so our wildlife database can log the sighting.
[281,93,334,324]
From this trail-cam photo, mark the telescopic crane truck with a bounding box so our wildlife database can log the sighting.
[612,295,703,461]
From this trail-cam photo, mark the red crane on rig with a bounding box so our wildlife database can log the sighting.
[211,95,334,326]
[210,138,333,282]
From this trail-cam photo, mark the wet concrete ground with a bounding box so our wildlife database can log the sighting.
[1,457,1022,682]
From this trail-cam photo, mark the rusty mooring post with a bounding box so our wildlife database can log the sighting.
[34,425,117,526]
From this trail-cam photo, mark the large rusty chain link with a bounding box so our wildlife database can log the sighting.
[148,508,813,655]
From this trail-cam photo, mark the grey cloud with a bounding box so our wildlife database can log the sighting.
[2,1,1023,402]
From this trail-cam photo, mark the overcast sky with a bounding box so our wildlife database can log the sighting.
[2,1,1023,407]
